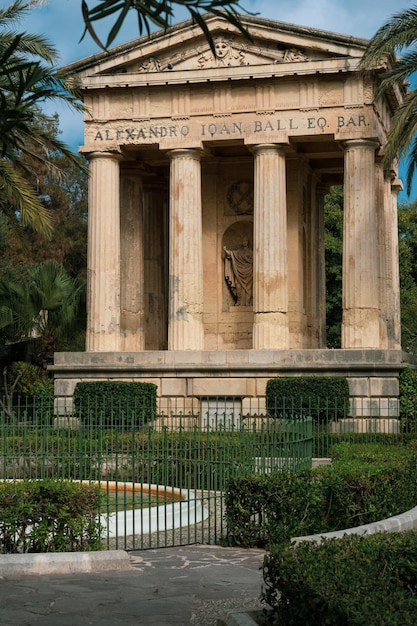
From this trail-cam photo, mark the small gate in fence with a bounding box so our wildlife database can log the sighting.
[0,397,313,550]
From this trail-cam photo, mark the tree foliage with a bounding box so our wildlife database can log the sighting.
[0,260,86,371]
[324,186,343,348]
[360,6,417,195]
[9,114,88,278]
[0,1,85,236]
[80,0,253,52]
[398,199,417,353]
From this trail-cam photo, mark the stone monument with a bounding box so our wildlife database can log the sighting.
[52,13,407,430]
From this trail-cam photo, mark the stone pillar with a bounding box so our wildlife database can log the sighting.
[168,149,204,350]
[342,139,380,348]
[86,151,122,351]
[120,173,144,351]
[314,181,329,347]
[375,158,389,348]
[390,177,402,349]
[143,180,168,350]
[252,144,289,349]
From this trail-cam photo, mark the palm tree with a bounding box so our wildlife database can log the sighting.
[0,260,86,369]
[360,7,417,194]
[0,1,85,236]
[80,0,251,52]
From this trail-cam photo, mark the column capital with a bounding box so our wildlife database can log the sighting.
[250,143,289,156]
[342,138,380,152]
[84,150,123,162]
[167,147,204,161]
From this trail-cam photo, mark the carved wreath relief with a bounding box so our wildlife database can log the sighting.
[226,179,254,216]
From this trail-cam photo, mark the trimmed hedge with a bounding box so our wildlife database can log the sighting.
[399,367,417,432]
[262,532,417,625]
[73,381,157,429]
[223,443,417,548]
[266,376,349,422]
[223,470,322,548]
[0,480,103,553]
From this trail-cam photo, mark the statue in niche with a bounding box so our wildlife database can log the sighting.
[224,238,253,306]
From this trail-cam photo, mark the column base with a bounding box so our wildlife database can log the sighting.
[342,308,381,348]
[253,312,289,349]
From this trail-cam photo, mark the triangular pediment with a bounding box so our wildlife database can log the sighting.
[123,31,311,73]
[66,13,368,81]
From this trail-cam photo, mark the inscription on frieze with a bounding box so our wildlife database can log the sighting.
[89,111,371,144]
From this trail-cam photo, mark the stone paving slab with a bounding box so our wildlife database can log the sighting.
[0,545,266,626]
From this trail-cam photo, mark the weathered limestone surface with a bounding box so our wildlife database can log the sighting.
[168,149,205,350]
[86,152,122,351]
[252,144,289,349]
[55,13,407,416]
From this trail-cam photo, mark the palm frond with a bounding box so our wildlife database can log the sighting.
[81,0,253,52]
[382,91,417,167]
[0,159,52,236]
[360,7,417,70]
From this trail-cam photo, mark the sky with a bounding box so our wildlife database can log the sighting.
[8,0,417,202]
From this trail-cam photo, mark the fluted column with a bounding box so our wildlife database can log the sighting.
[390,177,402,349]
[375,158,389,348]
[342,139,380,348]
[86,151,122,351]
[143,181,168,350]
[168,149,204,350]
[315,181,329,347]
[252,144,289,348]
[120,173,144,351]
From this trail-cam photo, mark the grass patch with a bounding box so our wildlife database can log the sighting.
[103,488,174,513]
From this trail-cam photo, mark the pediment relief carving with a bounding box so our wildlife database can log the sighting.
[131,34,308,74]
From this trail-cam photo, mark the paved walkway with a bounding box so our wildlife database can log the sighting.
[0,546,266,625]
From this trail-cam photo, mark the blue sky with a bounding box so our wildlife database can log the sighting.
[9,0,417,202]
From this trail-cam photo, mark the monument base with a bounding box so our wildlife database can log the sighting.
[51,349,408,430]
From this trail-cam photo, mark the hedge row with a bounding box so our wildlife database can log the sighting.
[262,531,417,625]
[266,376,350,422]
[0,480,103,553]
[0,428,309,487]
[223,443,417,548]
[73,381,157,429]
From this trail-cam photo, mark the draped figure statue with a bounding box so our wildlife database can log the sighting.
[223,238,253,306]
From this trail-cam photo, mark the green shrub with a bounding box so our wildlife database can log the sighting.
[8,362,43,395]
[0,479,103,553]
[262,532,417,625]
[317,443,417,529]
[5,365,55,425]
[223,443,417,548]
[224,470,322,548]
[399,367,417,432]
[266,376,349,422]
[312,430,410,458]
[73,381,157,430]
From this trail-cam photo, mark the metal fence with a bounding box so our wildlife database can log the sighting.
[0,394,413,550]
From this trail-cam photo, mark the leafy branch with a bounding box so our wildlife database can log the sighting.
[80,0,254,53]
